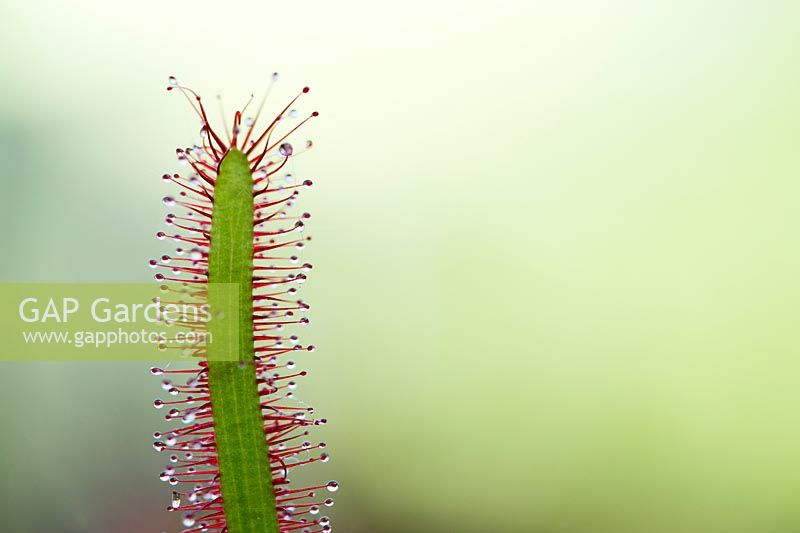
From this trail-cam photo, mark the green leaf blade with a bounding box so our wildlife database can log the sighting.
[206,148,279,533]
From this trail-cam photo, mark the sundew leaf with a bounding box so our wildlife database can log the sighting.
[149,76,334,533]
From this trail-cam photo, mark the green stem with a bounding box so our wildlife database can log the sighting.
[206,149,279,532]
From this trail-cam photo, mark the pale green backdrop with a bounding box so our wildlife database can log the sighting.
[1,1,800,531]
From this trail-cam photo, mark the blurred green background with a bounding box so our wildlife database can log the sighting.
[2,1,800,531]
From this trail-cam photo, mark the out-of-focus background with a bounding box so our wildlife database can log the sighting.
[2,1,800,531]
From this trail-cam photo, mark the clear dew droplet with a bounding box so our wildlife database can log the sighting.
[279,143,294,157]
[163,196,176,207]
[326,481,339,493]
